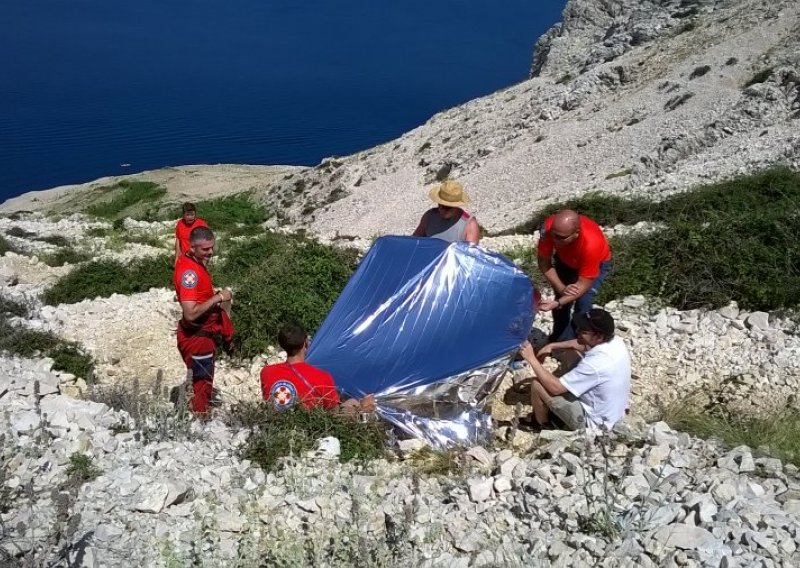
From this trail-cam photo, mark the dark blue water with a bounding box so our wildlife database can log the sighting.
[0,0,565,201]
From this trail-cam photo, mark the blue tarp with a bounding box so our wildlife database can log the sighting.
[307,236,534,400]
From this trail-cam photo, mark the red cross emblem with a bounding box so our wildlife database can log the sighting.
[270,380,297,409]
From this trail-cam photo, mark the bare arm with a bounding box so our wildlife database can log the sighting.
[537,254,566,295]
[464,218,480,245]
[537,338,584,360]
[558,276,593,304]
[180,289,232,324]
[519,341,568,396]
[412,212,428,237]
[174,239,181,264]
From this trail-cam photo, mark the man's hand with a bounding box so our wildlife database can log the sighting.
[519,341,536,363]
[217,289,233,302]
[538,299,559,312]
[536,343,554,361]
[360,394,377,412]
[563,283,582,297]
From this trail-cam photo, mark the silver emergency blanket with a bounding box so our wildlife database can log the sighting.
[306,236,534,448]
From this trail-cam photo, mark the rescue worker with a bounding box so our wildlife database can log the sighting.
[174,202,209,265]
[173,226,233,416]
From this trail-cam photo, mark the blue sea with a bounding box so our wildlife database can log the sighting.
[0,0,565,201]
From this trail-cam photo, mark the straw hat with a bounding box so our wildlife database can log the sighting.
[428,180,471,208]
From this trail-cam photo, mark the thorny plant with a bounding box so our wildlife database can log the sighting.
[576,427,674,543]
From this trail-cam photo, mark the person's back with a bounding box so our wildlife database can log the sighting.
[565,336,630,429]
[260,361,340,410]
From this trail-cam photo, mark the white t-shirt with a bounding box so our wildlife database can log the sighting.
[559,336,631,430]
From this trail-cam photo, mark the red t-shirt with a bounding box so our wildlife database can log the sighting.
[537,215,611,279]
[175,218,209,255]
[173,253,214,304]
[260,362,340,410]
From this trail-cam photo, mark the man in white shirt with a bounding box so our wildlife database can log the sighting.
[518,308,631,431]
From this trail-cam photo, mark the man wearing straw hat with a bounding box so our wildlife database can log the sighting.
[412,179,481,244]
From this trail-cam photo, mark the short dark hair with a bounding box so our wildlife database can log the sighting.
[573,308,615,341]
[189,226,215,244]
[278,323,307,356]
[182,202,196,214]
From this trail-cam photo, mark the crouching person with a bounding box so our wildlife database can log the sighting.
[174,226,234,416]
[518,308,630,431]
[261,324,375,415]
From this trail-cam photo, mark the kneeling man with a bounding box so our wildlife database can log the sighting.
[261,324,374,414]
[518,308,630,431]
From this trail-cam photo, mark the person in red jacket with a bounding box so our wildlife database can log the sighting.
[174,202,209,265]
[261,323,374,413]
[173,225,234,416]
[537,210,612,342]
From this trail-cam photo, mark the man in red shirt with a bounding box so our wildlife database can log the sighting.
[537,210,612,342]
[174,203,209,265]
[261,323,374,413]
[173,226,234,416]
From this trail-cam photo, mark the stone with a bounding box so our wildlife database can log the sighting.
[468,478,494,503]
[712,483,738,506]
[745,312,771,330]
[12,410,41,434]
[467,446,493,467]
[216,510,246,533]
[493,475,513,493]
[652,525,718,550]
[133,483,169,513]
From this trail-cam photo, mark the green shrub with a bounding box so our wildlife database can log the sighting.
[0,296,28,318]
[0,319,94,380]
[217,234,358,359]
[0,235,20,255]
[744,67,774,88]
[157,195,269,234]
[6,226,35,238]
[35,234,70,247]
[232,401,388,472]
[41,247,92,267]
[86,180,167,219]
[42,255,173,305]
[85,226,109,238]
[65,453,101,486]
[503,168,800,311]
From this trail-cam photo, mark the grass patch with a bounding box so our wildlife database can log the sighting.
[665,401,800,468]
[406,447,464,476]
[65,453,101,486]
[86,180,167,219]
[216,233,358,359]
[605,168,632,180]
[231,401,388,472]
[0,317,94,380]
[42,255,172,305]
[0,235,21,256]
[85,376,197,443]
[41,247,92,267]
[744,67,774,88]
[0,296,28,318]
[85,226,110,238]
[6,226,35,238]
[35,234,70,247]
[498,168,800,311]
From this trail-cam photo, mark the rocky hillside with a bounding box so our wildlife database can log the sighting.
[2,0,800,565]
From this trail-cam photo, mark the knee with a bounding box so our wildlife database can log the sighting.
[190,353,215,380]
[531,380,550,402]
